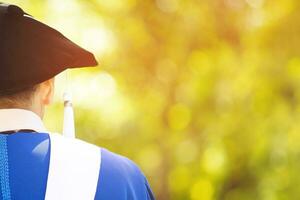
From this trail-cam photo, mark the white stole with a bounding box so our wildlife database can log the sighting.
[45,133,101,200]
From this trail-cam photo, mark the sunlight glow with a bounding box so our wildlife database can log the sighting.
[82,27,116,55]
[72,72,117,105]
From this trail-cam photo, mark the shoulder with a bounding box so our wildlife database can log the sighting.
[49,133,140,179]
[48,133,154,199]
[101,148,142,176]
[96,148,155,199]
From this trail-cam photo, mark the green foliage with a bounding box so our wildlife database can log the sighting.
[11,0,300,199]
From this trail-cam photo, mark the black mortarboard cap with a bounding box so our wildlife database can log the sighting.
[0,3,98,95]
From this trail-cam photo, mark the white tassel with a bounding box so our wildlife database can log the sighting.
[63,92,75,138]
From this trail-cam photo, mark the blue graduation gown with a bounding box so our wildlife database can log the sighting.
[0,132,155,200]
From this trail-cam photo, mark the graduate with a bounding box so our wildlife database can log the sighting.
[0,3,155,200]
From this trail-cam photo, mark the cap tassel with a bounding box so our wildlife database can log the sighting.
[63,91,75,138]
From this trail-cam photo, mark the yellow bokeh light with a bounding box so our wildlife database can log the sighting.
[245,0,264,8]
[190,179,215,200]
[137,145,162,175]
[169,166,191,194]
[156,0,179,13]
[202,146,227,176]
[95,0,137,12]
[168,103,191,131]
[176,140,198,164]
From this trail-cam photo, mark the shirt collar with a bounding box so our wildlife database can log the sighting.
[0,109,46,133]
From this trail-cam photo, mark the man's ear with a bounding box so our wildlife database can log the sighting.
[40,78,55,105]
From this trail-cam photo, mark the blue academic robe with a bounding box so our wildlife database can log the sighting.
[0,132,155,200]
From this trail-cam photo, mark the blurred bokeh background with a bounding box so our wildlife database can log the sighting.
[9,0,300,199]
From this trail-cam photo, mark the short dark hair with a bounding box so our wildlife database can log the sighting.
[0,85,39,108]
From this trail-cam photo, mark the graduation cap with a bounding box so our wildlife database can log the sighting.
[0,3,98,95]
[0,3,99,138]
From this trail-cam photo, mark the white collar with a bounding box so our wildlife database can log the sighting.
[0,109,47,133]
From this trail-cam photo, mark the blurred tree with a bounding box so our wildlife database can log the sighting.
[9,0,300,199]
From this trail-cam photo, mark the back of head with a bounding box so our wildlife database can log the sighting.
[0,85,38,109]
